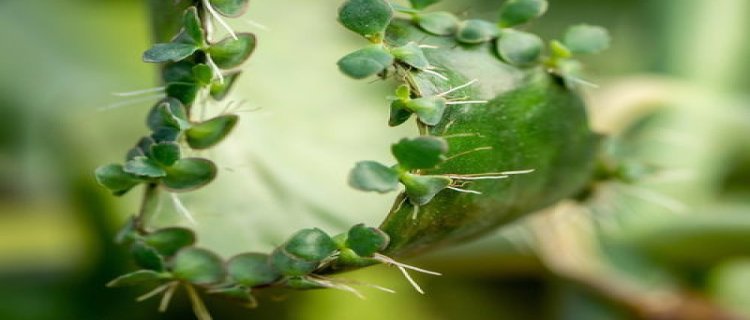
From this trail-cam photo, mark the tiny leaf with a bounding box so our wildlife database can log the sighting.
[389,100,413,127]
[163,61,196,83]
[147,98,189,131]
[166,82,200,105]
[391,136,449,170]
[185,114,239,149]
[563,24,610,54]
[338,0,393,39]
[208,33,257,69]
[348,161,400,192]
[132,241,166,271]
[337,45,395,79]
[192,64,213,85]
[402,174,452,205]
[95,164,142,195]
[210,71,241,100]
[143,43,198,63]
[284,228,338,262]
[124,157,166,178]
[162,158,218,191]
[346,224,390,257]
[209,0,250,18]
[415,11,460,36]
[227,253,281,287]
[270,248,319,276]
[150,142,181,167]
[498,0,548,28]
[172,247,226,285]
[405,96,446,126]
[456,19,499,44]
[107,270,168,288]
[549,40,572,59]
[409,0,440,10]
[145,227,196,257]
[390,42,430,70]
[495,29,543,66]
[182,6,205,45]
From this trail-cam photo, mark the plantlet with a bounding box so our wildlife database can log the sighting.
[95,0,613,318]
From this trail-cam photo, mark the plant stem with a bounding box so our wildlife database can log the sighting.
[137,183,160,229]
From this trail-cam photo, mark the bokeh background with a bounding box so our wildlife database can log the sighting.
[0,0,748,319]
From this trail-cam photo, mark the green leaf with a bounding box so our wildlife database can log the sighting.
[166,82,200,105]
[227,253,281,287]
[150,142,181,167]
[147,98,189,131]
[563,24,610,54]
[338,0,393,39]
[210,71,241,100]
[115,216,139,244]
[415,11,459,36]
[131,241,166,271]
[208,33,257,69]
[346,224,390,257]
[495,29,543,66]
[409,0,440,10]
[270,248,318,276]
[390,42,430,70]
[95,164,141,195]
[192,64,213,85]
[145,227,196,257]
[395,84,411,100]
[456,19,499,44]
[498,0,548,28]
[163,61,196,83]
[209,0,250,17]
[391,136,449,170]
[143,43,198,63]
[172,247,226,285]
[389,100,413,127]
[182,6,205,45]
[124,157,166,178]
[549,40,572,59]
[405,96,447,126]
[150,127,181,143]
[284,228,337,262]
[162,158,218,191]
[185,114,239,149]
[337,45,395,79]
[107,270,168,288]
[348,161,400,192]
[401,174,452,206]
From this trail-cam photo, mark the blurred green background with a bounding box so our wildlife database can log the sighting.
[0,0,748,319]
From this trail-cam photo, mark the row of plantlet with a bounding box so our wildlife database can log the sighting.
[94,0,613,318]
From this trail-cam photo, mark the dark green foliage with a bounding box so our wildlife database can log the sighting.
[209,33,257,69]
[185,114,239,149]
[171,247,227,285]
[348,161,400,192]
[227,253,281,287]
[145,227,197,256]
[391,136,448,170]
[415,11,459,36]
[496,29,543,66]
[337,45,395,79]
[346,224,390,257]
[338,0,393,39]
[498,0,548,27]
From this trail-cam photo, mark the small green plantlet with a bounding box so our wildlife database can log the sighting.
[95,0,613,318]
